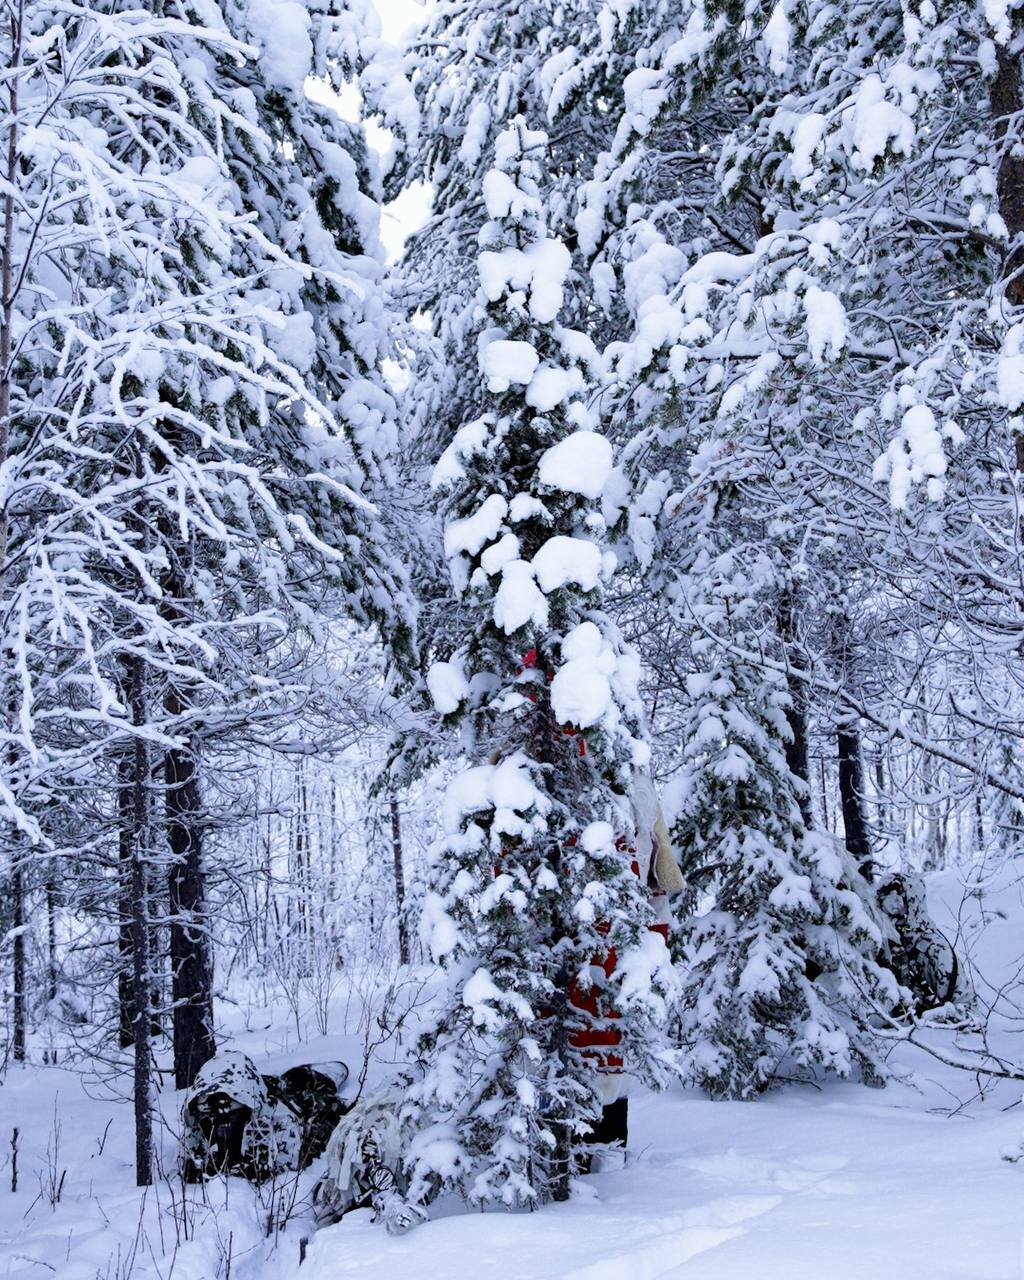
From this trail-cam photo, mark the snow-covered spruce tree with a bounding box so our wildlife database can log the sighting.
[395,119,677,1209]
[393,0,633,482]
[384,0,653,799]
[585,0,1024,685]
[666,527,900,1099]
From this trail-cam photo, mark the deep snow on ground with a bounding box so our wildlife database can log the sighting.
[3,865,1024,1280]
[303,1084,1023,1280]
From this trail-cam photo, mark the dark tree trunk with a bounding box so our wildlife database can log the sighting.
[531,686,575,1203]
[874,754,888,835]
[166,704,215,1090]
[147,868,163,1040]
[785,693,812,826]
[128,655,153,1186]
[0,7,24,1060]
[819,756,830,832]
[777,590,812,826]
[295,761,310,947]
[548,963,573,1204]
[0,0,22,558]
[11,853,24,1062]
[994,44,1024,308]
[118,750,135,1050]
[837,718,873,881]
[389,794,410,966]
[45,869,56,1006]
[992,41,1024,475]
[156,432,215,1090]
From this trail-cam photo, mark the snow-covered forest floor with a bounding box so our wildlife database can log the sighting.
[3,867,1022,1280]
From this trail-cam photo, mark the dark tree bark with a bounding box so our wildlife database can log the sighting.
[156,416,215,1090]
[45,868,56,1006]
[128,655,153,1187]
[1,3,24,1067]
[11,852,24,1062]
[119,742,163,1047]
[994,44,1024,309]
[777,590,812,826]
[993,40,1024,475]
[389,794,410,966]
[837,718,873,881]
[165,702,215,1090]
[118,751,135,1050]
[874,754,888,835]
[548,960,573,1204]
[0,0,22,530]
[147,867,163,1040]
[294,760,310,945]
[819,757,830,832]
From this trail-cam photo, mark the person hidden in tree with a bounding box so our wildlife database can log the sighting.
[571,772,684,1168]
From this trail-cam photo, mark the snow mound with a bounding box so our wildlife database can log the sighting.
[538,431,614,500]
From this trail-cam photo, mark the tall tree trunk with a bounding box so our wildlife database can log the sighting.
[118,751,135,1050]
[165,701,215,1090]
[918,711,942,871]
[262,765,274,958]
[45,868,56,1006]
[0,0,22,546]
[147,865,163,1040]
[777,590,812,826]
[128,655,153,1187]
[295,760,310,951]
[992,40,1024,490]
[1,0,24,1069]
[837,718,873,881]
[874,754,888,836]
[327,778,337,901]
[548,945,573,1203]
[11,852,24,1061]
[157,431,214,1089]
[389,794,410,966]
[819,756,830,832]
[994,44,1024,316]
[936,794,950,870]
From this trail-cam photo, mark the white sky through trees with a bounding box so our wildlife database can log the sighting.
[374,0,431,259]
[374,0,425,41]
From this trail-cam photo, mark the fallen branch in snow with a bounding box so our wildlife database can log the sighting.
[846,942,1024,1085]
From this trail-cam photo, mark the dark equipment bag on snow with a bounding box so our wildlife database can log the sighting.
[182,1051,349,1183]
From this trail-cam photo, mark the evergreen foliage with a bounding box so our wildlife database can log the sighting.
[397,118,677,1209]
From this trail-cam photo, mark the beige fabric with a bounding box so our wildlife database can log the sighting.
[651,806,685,893]
[632,772,685,892]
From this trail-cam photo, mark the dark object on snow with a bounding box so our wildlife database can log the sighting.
[182,1052,285,1183]
[182,1051,349,1184]
[275,1061,350,1169]
[588,1097,628,1149]
[876,872,962,1013]
[578,1096,629,1174]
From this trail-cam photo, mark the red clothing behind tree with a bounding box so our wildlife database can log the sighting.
[569,825,676,1075]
